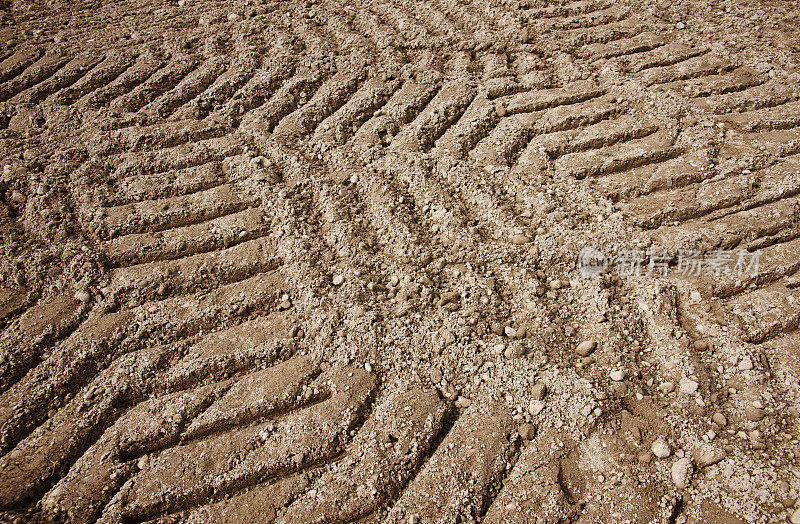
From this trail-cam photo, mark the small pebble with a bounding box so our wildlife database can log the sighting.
[528,400,545,416]
[531,383,547,401]
[510,234,530,245]
[745,405,765,422]
[610,370,625,382]
[74,290,91,303]
[504,344,523,359]
[712,412,727,426]
[332,274,344,286]
[791,508,800,524]
[575,340,597,357]
[453,396,469,408]
[738,356,753,371]
[519,423,536,440]
[695,444,725,468]
[671,457,693,489]
[651,437,671,459]
[679,378,699,394]
[439,330,456,348]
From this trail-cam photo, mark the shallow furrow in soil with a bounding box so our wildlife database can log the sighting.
[78,52,165,109]
[11,52,102,105]
[51,51,138,106]
[0,51,70,102]
[0,46,42,84]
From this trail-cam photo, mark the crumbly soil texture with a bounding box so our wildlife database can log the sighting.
[1,0,799,522]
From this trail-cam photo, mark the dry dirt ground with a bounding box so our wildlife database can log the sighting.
[0,0,799,522]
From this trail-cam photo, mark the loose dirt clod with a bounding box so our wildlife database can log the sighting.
[652,438,672,459]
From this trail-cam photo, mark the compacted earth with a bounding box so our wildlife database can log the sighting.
[1,0,799,522]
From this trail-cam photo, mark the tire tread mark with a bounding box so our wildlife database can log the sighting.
[110,135,244,181]
[697,81,797,114]
[37,316,297,522]
[385,404,517,522]
[473,96,619,167]
[182,355,320,442]
[79,53,164,108]
[172,51,262,121]
[623,43,707,73]
[93,118,230,157]
[525,0,611,19]
[483,429,579,522]
[713,236,800,298]
[729,284,800,343]
[559,18,645,47]
[278,387,450,523]
[722,99,800,132]
[555,129,681,179]
[0,51,69,102]
[51,52,137,106]
[353,72,443,146]
[503,79,604,116]
[103,204,264,266]
[392,79,477,152]
[581,31,666,60]
[272,68,367,138]
[240,73,326,133]
[0,294,83,395]
[0,345,178,510]
[111,54,198,113]
[105,366,376,521]
[11,53,101,105]
[41,380,222,523]
[596,149,715,200]
[434,94,500,157]
[524,113,660,161]
[0,46,42,84]
[0,271,286,459]
[107,234,280,308]
[218,53,297,117]
[665,66,763,99]
[104,182,259,236]
[641,53,735,86]
[313,75,402,146]
[146,56,229,119]
[626,158,800,229]
[541,5,629,31]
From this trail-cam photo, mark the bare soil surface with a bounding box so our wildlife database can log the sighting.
[1,0,799,522]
